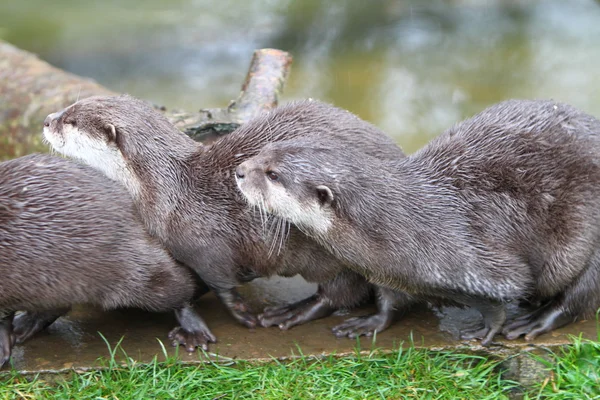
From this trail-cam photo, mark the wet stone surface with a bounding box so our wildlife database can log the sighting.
[6,275,598,373]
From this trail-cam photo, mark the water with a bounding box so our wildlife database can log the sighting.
[1,0,600,154]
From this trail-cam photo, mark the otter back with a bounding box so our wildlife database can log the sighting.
[235,99,600,345]
[0,153,200,367]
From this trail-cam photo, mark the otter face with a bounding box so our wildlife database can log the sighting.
[43,96,139,195]
[235,152,334,236]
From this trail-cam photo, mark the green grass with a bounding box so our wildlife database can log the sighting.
[0,340,516,400]
[529,334,600,400]
[1,335,599,400]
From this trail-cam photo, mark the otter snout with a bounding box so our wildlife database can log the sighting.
[44,110,65,128]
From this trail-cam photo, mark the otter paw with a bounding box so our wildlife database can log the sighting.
[332,314,391,339]
[232,310,258,329]
[503,320,552,341]
[12,313,46,344]
[459,327,490,347]
[168,326,217,353]
[259,296,335,330]
[12,309,67,344]
[258,305,312,330]
[259,304,297,329]
[502,307,573,341]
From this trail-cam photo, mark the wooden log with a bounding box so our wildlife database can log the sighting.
[0,40,292,160]
[182,48,293,142]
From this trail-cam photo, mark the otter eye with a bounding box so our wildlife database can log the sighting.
[64,117,76,126]
[266,171,279,182]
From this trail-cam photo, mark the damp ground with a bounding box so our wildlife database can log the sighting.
[5,275,598,376]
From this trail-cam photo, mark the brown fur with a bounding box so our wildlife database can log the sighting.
[43,95,405,332]
[237,99,600,345]
[0,153,214,368]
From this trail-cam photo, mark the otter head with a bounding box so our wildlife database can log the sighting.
[235,141,337,237]
[43,94,179,197]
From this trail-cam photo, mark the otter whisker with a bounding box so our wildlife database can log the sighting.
[257,196,267,232]
[267,215,281,258]
[274,217,284,256]
[276,218,290,256]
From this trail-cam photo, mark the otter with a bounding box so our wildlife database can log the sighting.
[42,95,405,334]
[0,153,215,368]
[235,99,600,346]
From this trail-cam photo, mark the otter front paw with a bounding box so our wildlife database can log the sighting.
[168,326,216,352]
[216,288,258,328]
[259,304,301,329]
[259,295,335,330]
[460,326,497,346]
[230,308,259,329]
[172,304,217,352]
[332,313,392,339]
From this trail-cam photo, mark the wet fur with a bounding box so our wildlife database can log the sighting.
[43,95,405,329]
[239,99,600,344]
[0,153,204,368]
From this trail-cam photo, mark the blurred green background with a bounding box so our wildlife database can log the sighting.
[1,0,600,153]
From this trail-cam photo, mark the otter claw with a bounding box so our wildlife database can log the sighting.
[259,305,297,328]
[459,326,498,347]
[259,295,335,330]
[233,310,258,329]
[171,305,217,352]
[332,314,391,339]
[168,326,216,352]
[216,289,258,328]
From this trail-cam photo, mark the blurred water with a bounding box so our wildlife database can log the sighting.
[1,0,600,153]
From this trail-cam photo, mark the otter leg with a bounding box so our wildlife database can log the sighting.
[259,271,372,330]
[459,300,506,347]
[215,288,258,329]
[0,312,15,369]
[332,287,413,339]
[168,303,217,352]
[504,253,600,341]
[189,248,258,328]
[12,308,71,344]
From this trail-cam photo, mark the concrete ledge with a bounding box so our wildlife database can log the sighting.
[4,276,597,387]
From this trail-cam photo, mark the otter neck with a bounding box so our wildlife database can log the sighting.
[314,159,458,287]
[125,131,201,235]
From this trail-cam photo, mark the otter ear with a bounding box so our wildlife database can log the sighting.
[104,123,117,143]
[316,185,334,206]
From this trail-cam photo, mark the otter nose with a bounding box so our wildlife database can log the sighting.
[44,110,65,128]
[235,164,246,179]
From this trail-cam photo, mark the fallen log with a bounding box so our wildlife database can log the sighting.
[0,40,292,160]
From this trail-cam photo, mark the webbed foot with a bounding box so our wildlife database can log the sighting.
[12,308,70,344]
[259,294,335,330]
[454,298,506,347]
[170,304,217,352]
[502,307,574,341]
[332,313,393,339]
[216,288,258,328]
[459,325,499,347]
